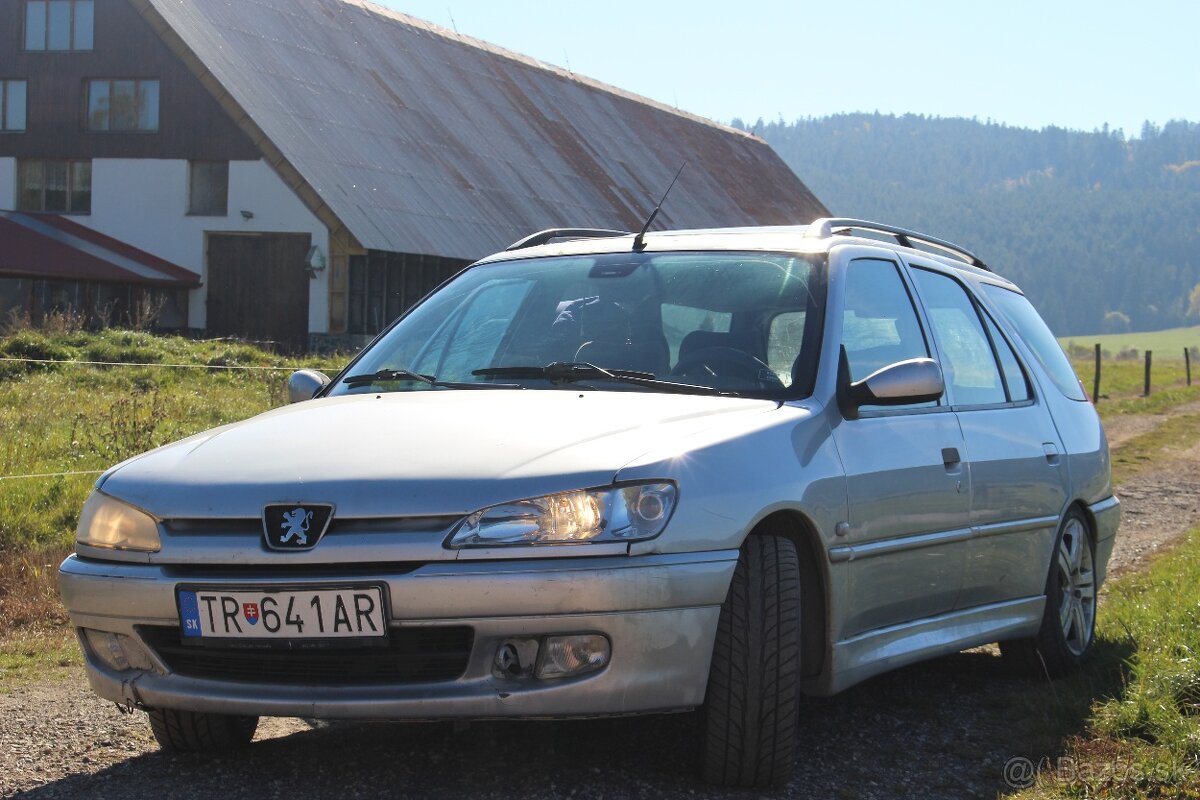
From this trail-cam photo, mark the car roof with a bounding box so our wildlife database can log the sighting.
[476,219,1022,292]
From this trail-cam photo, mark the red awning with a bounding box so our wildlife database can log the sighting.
[0,211,200,288]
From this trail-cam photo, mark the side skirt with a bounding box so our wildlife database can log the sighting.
[805,596,1045,696]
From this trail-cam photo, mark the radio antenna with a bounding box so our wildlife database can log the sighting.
[632,162,686,251]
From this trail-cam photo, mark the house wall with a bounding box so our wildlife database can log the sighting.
[0,157,330,332]
[0,0,259,161]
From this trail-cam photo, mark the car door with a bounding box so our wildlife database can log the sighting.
[829,255,970,637]
[906,264,1068,609]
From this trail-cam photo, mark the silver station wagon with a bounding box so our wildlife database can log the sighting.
[60,219,1119,788]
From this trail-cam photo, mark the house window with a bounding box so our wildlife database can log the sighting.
[25,0,93,51]
[1,81,27,131]
[188,161,229,216]
[86,79,159,132]
[17,159,91,213]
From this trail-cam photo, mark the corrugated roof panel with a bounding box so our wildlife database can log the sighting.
[144,0,827,259]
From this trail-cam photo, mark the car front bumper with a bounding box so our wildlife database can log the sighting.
[58,550,738,719]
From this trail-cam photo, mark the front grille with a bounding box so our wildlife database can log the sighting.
[162,516,463,536]
[139,626,473,686]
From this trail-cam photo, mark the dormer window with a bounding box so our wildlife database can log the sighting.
[25,0,94,51]
[86,79,159,132]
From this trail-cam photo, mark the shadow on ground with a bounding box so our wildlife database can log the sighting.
[13,642,1133,800]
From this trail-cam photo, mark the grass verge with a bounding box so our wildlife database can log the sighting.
[0,629,81,689]
[1010,527,1200,798]
[0,545,80,688]
[1109,414,1200,483]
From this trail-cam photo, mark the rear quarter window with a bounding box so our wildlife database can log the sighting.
[982,284,1086,401]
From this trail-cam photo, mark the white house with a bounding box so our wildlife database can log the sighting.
[0,0,827,349]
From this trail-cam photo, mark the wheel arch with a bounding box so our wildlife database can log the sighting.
[1071,498,1098,537]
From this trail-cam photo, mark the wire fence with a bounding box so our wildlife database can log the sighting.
[0,356,344,372]
[0,469,104,482]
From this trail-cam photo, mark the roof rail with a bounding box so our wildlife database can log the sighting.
[505,228,631,251]
[804,218,990,271]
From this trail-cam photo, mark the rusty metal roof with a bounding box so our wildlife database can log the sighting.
[144,0,829,260]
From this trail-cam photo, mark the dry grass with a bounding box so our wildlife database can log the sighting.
[0,545,80,688]
[0,545,72,637]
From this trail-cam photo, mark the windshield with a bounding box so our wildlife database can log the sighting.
[328,251,826,400]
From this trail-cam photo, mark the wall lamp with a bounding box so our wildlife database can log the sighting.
[306,245,327,279]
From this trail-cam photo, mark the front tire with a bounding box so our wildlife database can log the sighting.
[1001,507,1097,676]
[147,708,259,751]
[700,534,802,788]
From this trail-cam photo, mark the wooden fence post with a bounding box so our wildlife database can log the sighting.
[1143,350,1152,396]
[1093,343,1102,403]
[1187,347,1192,387]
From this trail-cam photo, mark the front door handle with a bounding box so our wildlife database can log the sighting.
[942,447,961,467]
[1043,442,1060,465]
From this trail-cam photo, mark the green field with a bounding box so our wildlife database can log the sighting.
[1016,527,1200,798]
[1060,324,1200,360]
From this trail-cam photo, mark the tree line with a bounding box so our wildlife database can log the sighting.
[740,113,1200,336]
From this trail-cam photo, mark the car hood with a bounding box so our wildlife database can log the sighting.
[100,390,779,518]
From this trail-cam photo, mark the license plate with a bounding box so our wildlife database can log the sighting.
[177,586,387,641]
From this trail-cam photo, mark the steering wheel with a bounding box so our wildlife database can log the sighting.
[671,346,784,389]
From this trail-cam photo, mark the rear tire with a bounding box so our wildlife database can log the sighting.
[1000,507,1097,676]
[700,534,802,788]
[147,708,259,751]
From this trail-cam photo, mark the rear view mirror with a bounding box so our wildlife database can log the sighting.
[287,369,330,403]
[840,357,944,417]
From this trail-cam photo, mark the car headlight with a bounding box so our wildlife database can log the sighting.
[76,491,161,553]
[447,482,677,548]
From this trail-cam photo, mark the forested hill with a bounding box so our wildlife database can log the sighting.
[745,114,1200,336]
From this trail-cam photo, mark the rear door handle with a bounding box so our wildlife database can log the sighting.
[1043,442,1060,465]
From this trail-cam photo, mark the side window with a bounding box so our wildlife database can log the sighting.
[983,312,1032,402]
[911,268,1007,406]
[983,285,1086,401]
[661,303,732,366]
[841,258,930,382]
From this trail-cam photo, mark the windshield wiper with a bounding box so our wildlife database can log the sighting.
[472,362,739,397]
[342,368,519,390]
[343,368,436,386]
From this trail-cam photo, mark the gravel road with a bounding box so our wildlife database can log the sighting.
[0,657,1049,800]
[3,413,1197,800]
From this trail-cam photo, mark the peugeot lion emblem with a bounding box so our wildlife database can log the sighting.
[262,503,335,551]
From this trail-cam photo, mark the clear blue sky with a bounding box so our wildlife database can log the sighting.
[374,0,1196,136]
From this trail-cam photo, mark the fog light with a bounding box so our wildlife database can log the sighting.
[492,638,539,679]
[536,634,610,679]
[83,629,154,672]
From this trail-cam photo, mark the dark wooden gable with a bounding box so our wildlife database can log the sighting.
[0,0,259,161]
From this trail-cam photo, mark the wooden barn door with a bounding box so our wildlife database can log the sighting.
[206,233,311,350]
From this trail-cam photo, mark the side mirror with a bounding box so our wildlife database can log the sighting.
[840,357,944,417]
[287,369,330,404]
